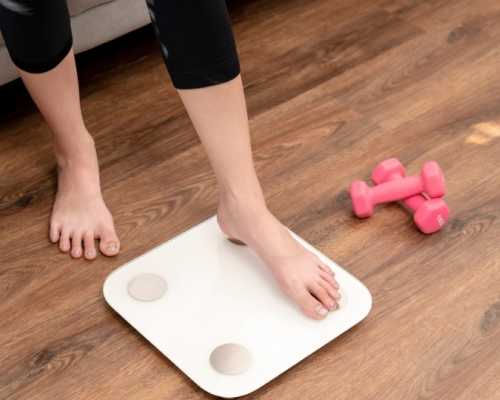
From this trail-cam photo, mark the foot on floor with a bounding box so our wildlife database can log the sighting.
[49,133,120,260]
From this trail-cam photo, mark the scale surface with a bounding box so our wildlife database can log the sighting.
[103,216,372,398]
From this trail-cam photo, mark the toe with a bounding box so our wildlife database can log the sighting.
[309,282,336,311]
[295,288,329,320]
[59,229,71,253]
[318,278,340,304]
[50,222,61,243]
[317,260,335,276]
[70,232,83,258]
[83,232,97,260]
[319,268,339,290]
[98,227,120,257]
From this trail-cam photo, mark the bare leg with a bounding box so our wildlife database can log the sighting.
[178,75,341,319]
[18,49,120,259]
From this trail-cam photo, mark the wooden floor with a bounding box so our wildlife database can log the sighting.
[1,0,500,399]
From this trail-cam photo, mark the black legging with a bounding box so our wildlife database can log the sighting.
[0,0,240,89]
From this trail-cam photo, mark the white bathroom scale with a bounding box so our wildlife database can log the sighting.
[103,215,372,398]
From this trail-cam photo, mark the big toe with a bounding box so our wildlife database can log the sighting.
[295,288,329,320]
[98,227,120,256]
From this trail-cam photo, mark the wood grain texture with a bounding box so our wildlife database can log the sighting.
[1,0,500,399]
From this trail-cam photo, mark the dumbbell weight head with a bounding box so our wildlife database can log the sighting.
[411,197,450,234]
[349,180,374,218]
[421,161,446,198]
[371,157,405,184]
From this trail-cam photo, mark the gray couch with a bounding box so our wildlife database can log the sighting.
[0,0,151,85]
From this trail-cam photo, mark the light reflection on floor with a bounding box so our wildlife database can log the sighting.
[466,121,500,144]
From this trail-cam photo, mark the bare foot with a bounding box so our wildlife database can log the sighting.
[217,193,340,320]
[49,133,120,260]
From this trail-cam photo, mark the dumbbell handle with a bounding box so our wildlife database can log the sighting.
[404,194,427,211]
[382,172,427,210]
[370,175,424,204]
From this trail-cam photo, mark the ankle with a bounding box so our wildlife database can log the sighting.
[54,130,96,169]
[219,185,267,213]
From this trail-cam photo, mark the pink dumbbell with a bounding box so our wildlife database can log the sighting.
[371,158,450,234]
[350,160,445,218]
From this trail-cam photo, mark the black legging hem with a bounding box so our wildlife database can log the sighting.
[169,56,240,90]
[10,36,73,74]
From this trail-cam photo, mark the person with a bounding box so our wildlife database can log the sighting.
[0,0,341,319]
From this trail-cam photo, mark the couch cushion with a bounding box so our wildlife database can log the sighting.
[0,0,114,47]
[68,0,114,17]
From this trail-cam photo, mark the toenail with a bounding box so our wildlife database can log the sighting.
[334,292,341,300]
[107,243,118,252]
[315,305,328,316]
[87,250,95,258]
